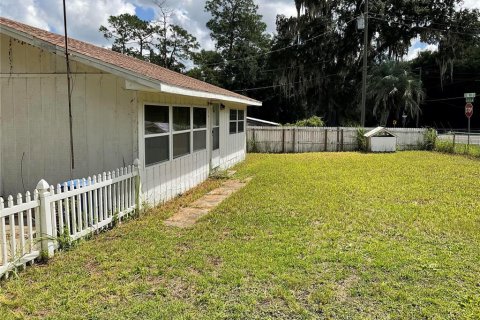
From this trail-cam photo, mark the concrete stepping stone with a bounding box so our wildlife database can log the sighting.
[164,178,250,228]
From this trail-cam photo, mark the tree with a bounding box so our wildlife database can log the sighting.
[99,13,156,59]
[268,0,480,125]
[367,61,425,125]
[187,50,224,86]
[204,0,271,90]
[150,25,200,72]
[99,11,199,73]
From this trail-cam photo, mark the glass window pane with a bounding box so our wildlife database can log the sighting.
[238,110,245,120]
[173,107,191,131]
[193,130,207,151]
[230,109,237,121]
[145,136,169,166]
[238,121,244,133]
[145,105,169,134]
[193,108,207,129]
[213,105,220,126]
[213,127,219,150]
[173,132,190,158]
[229,121,237,134]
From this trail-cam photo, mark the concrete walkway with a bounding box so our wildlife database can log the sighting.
[164,177,251,228]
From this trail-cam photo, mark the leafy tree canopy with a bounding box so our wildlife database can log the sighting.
[99,10,199,73]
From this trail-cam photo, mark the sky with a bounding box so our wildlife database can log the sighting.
[0,0,478,60]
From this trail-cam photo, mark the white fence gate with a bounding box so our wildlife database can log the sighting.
[247,127,428,153]
[0,160,140,277]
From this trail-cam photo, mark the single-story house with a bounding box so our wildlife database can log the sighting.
[0,17,261,205]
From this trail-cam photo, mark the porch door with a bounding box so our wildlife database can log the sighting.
[210,104,220,169]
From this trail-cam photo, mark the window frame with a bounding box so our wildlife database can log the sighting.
[229,108,246,135]
[143,103,209,167]
[192,107,208,152]
[144,105,171,166]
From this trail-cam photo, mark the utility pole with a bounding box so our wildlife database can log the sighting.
[360,0,369,127]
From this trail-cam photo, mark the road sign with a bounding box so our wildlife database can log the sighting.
[465,93,476,103]
[465,103,473,118]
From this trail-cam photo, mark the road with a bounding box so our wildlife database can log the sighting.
[438,134,480,146]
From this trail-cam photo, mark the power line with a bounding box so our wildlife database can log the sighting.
[202,17,358,68]
[425,95,478,102]
[233,73,341,92]
[257,58,332,74]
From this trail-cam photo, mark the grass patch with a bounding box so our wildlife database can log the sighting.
[435,140,480,159]
[1,152,479,319]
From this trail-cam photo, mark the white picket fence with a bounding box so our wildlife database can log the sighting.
[247,127,428,153]
[0,160,141,277]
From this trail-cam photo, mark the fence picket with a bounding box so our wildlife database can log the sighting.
[0,198,7,265]
[17,194,25,261]
[76,180,83,232]
[25,192,34,252]
[87,177,93,228]
[7,196,17,262]
[82,178,88,229]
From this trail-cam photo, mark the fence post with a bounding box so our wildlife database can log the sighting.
[452,132,456,149]
[36,179,55,259]
[293,128,297,153]
[133,159,142,214]
[324,129,328,152]
[282,127,286,153]
[336,127,340,152]
[341,129,344,151]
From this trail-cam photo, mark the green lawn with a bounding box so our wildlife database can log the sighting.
[1,152,479,319]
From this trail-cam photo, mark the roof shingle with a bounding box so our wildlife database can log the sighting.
[0,16,260,105]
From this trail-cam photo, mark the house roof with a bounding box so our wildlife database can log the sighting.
[0,17,262,106]
[364,127,396,137]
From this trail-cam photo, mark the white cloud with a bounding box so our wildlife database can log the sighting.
[0,0,299,49]
[257,1,297,34]
[405,38,438,61]
[461,0,480,10]
[1,0,136,47]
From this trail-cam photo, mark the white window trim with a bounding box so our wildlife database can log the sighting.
[229,108,246,135]
[142,103,209,167]
[144,105,171,166]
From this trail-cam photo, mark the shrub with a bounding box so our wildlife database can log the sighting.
[288,116,325,127]
[423,128,437,150]
[356,127,367,152]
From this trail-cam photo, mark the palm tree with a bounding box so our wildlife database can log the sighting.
[367,61,425,126]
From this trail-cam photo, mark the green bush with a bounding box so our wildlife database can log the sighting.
[423,128,437,150]
[356,127,367,152]
[288,116,325,127]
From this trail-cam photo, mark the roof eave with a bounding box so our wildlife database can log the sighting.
[159,83,262,106]
[0,24,262,107]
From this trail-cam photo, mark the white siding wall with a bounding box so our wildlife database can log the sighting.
[220,106,246,170]
[0,34,250,203]
[0,35,138,196]
[137,93,247,205]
